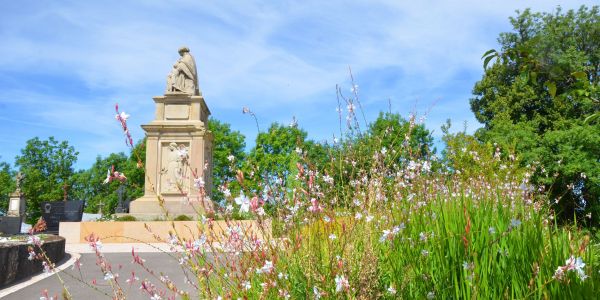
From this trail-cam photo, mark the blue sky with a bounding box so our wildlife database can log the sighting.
[0,0,595,170]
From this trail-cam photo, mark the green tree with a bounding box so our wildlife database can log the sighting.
[245,123,307,196]
[71,139,145,214]
[366,112,434,161]
[470,6,600,224]
[15,137,78,223]
[208,118,246,201]
[0,160,15,214]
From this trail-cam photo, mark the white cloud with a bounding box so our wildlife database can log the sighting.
[0,0,596,167]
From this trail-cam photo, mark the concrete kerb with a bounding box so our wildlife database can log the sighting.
[0,243,176,298]
[0,251,80,298]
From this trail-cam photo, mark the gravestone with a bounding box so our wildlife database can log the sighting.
[129,46,214,218]
[0,217,21,235]
[40,201,84,231]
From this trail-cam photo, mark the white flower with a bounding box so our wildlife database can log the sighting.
[194,177,205,189]
[235,193,250,213]
[355,212,363,220]
[427,291,436,299]
[313,286,321,299]
[488,227,496,235]
[28,250,36,261]
[103,168,111,184]
[116,111,129,121]
[328,233,337,240]
[27,235,42,246]
[565,256,587,281]
[227,155,235,162]
[510,219,521,228]
[365,215,374,222]
[256,207,266,216]
[295,147,303,155]
[380,230,391,243]
[104,272,115,281]
[387,285,396,294]
[242,280,251,290]
[257,260,274,274]
[150,293,161,300]
[334,275,349,292]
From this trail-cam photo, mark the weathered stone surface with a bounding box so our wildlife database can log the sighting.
[0,235,65,287]
[0,216,22,235]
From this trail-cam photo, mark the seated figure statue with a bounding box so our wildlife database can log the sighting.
[166,47,199,95]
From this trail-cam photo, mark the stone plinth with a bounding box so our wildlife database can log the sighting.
[59,220,271,244]
[129,92,213,217]
[7,192,25,217]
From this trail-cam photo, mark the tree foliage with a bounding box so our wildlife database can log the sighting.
[0,160,15,214]
[245,123,307,195]
[208,118,246,201]
[71,139,145,214]
[470,6,600,224]
[15,137,78,223]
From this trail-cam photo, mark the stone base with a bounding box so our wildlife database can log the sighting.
[59,220,271,244]
[0,216,22,235]
[128,195,213,218]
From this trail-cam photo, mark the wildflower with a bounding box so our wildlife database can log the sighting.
[334,274,349,292]
[256,207,266,216]
[419,232,428,242]
[563,255,587,281]
[115,111,129,121]
[323,174,334,184]
[380,230,391,243]
[104,272,115,281]
[366,215,374,222]
[421,249,429,257]
[257,260,274,274]
[329,233,337,240]
[488,227,496,235]
[42,261,51,273]
[308,198,322,213]
[427,291,436,299]
[194,177,205,189]
[28,249,36,261]
[313,286,322,299]
[72,257,83,270]
[387,285,397,295]
[323,216,331,223]
[234,193,250,213]
[509,219,521,229]
[227,155,235,162]
[355,212,363,220]
[150,293,162,300]
[462,261,474,271]
[347,103,355,113]
[295,147,303,155]
[242,280,251,290]
[27,235,42,246]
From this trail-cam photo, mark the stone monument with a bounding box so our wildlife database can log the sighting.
[1,173,25,234]
[128,47,213,219]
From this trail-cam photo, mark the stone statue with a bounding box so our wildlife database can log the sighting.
[15,172,24,194]
[166,47,199,95]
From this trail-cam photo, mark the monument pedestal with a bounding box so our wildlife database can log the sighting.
[128,92,213,218]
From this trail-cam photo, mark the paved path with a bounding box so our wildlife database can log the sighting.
[0,244,205,300]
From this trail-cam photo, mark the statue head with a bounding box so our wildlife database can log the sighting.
[178,46,190,56]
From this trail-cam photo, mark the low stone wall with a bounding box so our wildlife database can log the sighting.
[0,235,66,287]
[59,220,271,243]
